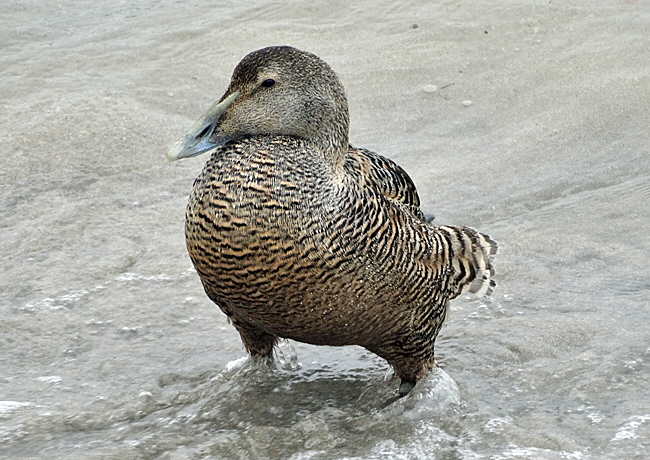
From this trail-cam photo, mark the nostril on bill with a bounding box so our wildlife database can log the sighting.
[196,124,211,140]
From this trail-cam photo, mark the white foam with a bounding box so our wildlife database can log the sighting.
[484,416,514,433]
[115,272,171,282]
[0,401,31,415]
[610,414,650,442]
[492,445,586,459]
[36,376,62,383]
[225,356,248,371]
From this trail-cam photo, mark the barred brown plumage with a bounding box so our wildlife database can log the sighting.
[167,46,497,392]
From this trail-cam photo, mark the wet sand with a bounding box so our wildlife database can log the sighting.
[1,1,649,458]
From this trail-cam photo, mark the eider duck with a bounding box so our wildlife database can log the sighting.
[167,46,496,393]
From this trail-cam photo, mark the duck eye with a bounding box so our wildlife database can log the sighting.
[261,79,276,88]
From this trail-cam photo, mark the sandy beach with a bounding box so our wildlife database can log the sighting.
[1,1,649,458]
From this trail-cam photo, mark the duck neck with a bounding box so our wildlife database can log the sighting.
[314,99,349,171]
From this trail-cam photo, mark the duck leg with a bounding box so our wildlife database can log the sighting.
[232,320,279,357]
[389,353,438,395]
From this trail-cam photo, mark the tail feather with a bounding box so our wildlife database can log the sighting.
[440,226,497,297]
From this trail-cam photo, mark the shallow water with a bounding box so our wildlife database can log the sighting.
[1,1,649,459]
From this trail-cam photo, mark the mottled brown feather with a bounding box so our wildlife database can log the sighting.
[173,46,497,386]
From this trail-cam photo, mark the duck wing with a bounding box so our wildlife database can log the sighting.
[344,147,429,222]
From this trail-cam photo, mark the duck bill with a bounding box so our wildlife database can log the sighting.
[166,92,239,162]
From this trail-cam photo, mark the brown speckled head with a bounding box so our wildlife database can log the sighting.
[212,46,350,163]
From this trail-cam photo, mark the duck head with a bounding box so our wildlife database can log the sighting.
[167,46,350,164]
